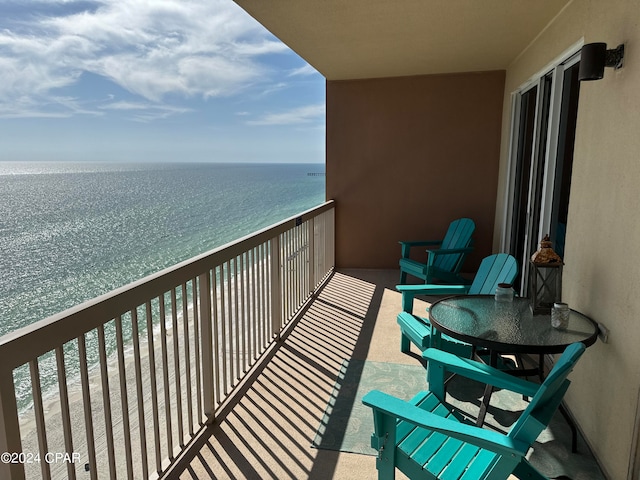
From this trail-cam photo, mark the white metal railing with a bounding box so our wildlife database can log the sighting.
[0,201,335,480]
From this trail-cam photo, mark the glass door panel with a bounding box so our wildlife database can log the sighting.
[509,85,537,290]
[505,52,580,295]
[550,63,580,258]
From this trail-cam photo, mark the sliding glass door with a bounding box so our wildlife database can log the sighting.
[504,52,581,294]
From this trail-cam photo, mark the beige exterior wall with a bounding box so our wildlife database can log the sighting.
[494,0,640,477]
[326,71,505,270]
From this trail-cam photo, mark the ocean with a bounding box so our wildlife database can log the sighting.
[0,161,325,339]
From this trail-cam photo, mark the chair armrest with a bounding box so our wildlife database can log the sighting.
[396,284,470,296]
[396,284,470,312]
[425,246,474,256]
[399,240,443,247]
[424,349,539,398]
[399,240,443,258]
[362,390,528,456]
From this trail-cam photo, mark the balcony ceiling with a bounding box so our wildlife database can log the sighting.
[233,0,571,80]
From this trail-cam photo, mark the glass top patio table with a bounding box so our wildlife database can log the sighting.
[428,295,599,355]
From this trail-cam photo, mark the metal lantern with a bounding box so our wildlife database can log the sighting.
[529,235,563,315]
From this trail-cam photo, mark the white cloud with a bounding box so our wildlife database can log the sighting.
[0,0,291,116]
[288,64,319,77]
[257,82,288,97]
[247,104,325,126]
[98,100,191,122]
[99,101,152,111]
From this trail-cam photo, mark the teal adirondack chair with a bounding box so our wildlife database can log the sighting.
[362,342,586,480]
[397,253,518,356]
[399,218,475,285]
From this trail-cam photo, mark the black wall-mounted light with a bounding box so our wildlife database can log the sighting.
[578,42,625,81]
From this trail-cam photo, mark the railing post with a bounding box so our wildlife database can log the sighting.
[307,217,315,292]
[328,207,336,271]
[0,367,25,480]
[270,236,282,339]
[198,272,215,424]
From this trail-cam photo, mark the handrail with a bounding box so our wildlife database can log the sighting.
[0,200,335,480]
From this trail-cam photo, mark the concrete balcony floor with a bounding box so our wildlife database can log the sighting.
[175,269,410,479]
[175,269,594,480]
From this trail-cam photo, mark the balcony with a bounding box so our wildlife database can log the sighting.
[0,202,602,479]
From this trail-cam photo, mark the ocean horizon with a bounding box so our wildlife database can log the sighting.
[1,161,325,336]
[0,161,325,412]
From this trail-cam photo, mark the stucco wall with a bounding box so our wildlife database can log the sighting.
[494,0,640,477]
[326,71,505,270]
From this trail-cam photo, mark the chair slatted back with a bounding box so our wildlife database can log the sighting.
[433,218,475,272]
[508,342,586,445]
[468,253,518,295]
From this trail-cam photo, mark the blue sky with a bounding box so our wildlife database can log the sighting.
[0,0,326,163]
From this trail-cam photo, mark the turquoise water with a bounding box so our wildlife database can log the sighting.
[1,162,325,411]
[0,161,325,337]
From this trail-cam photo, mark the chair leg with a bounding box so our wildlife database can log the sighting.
[373,413,398,480]
[512,458,548,480]
[400,333,411,353]
[399,270,407,284]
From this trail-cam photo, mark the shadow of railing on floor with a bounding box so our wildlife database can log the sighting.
[174,270,390,479]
